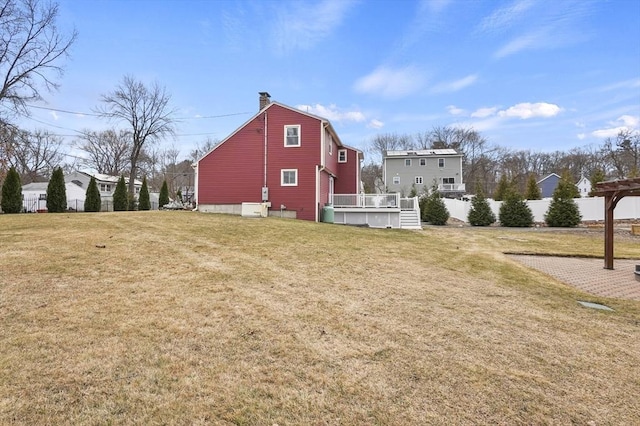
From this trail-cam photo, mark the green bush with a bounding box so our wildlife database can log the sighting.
[84,176,101,212]
[525,174,541,200]
[138,177,150,210]
[1,166,23,214]
[420,189,449,225]
[159,180,169,208]
[46,167,67,213]
[493,174,511,201]
[499,191,533,227]
[544,170,582,227]
[468,185,496,226]
[113,175,128,211]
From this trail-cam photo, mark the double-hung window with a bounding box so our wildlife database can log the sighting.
[419,158,426,166]
[438,158,445,168]
[392,176,400,184]
[284,125,301,147]
[338,149,347,163]
[405,159,411,167]
[415,176,423,185]
[281,169,298,186]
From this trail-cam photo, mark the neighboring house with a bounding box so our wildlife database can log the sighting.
[576,175,592,197]
[64,171,142,199]
[383,149,465,196]
[21,181,86,212]
[537,173,561,198]
[194,92,363,222]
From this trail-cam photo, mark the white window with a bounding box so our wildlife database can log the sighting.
[438,158,445,168]
[442,177,455,184]
[329,139,333,155]
[420,158,426,166]
[284,125,301,147]
[338,149,347,163]
[405,159,411,166]
[100,184,111,192]
[415,176,423,185]
[393,176,400,184]
[281,169,298,186]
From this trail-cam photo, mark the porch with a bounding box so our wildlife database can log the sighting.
[330,194,422,229]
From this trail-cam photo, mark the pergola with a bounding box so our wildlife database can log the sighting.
[592,177,640,269]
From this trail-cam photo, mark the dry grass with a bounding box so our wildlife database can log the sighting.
[1,211,639,425]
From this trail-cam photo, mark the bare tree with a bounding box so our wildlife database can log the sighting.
[74,129,131,175]
[0,0,77,120]
[97,75,178,198]
[367,133,413,163]
[190,136,220,162]
[601,130,640,178]
[4,128,63,182]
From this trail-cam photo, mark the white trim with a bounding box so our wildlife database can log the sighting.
[284,125,301,147]
[338,149,347,163]
[415,176,423,185]
[438,158,445,168]
[393,176,400,184]
[419,158,426,166]
[281,169,298,186]
[405,159,411,167]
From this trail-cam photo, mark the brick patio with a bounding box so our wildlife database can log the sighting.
[507,255,640,301]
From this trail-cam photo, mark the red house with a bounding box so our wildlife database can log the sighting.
[194,93,363,222]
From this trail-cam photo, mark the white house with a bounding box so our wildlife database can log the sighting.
[22,181,87,212]
[64,171,142,198]
[576,175,592,197]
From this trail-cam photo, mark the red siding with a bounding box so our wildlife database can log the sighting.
[335,147,360,194]
[197,104,324,222]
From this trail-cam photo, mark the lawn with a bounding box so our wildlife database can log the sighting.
[1,211,639,425]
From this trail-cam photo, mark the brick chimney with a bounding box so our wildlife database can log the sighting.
[259,92,271,110]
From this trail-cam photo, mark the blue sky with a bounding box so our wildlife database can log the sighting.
[17,0,640,163]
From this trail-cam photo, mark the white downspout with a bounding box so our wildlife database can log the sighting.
[263,112,268,189]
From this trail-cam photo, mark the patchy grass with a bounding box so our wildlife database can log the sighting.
[0,212,639,425]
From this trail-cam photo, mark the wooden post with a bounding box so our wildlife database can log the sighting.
[604,194,614,270]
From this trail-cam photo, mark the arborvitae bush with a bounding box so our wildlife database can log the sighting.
[499,190,533,227]
[468,184,496,226]
[138,177,150,210]
[84,176,101,212]
[420,189,449,225]
[46,167,67,213]
[1,166,23,214]
[113,175,128,211]
[159,180,169,208]
[545,170,582,227]
[493,174,511,201]
[525,174,541,200]
[589,168,606,196]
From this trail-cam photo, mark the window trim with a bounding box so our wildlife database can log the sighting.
[415,176,423,185]
[281,169,298,186]
[338,149,347,163]
[442,177,455,184]
[438,158,445,168]
[392,176,400,185]
[405,159,411,167]
[419,158,426,166]
[284,125,301,147]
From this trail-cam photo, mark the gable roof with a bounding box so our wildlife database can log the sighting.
[537,173,561,184]
[197,99,361,162]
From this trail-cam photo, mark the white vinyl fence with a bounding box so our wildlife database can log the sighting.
[443,197,640,223]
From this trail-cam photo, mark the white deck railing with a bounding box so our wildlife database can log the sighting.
[332,193,399,208]
[438,183,466,192]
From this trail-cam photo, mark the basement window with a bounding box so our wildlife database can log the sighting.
[281,169,298,186]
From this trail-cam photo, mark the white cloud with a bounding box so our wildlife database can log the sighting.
[471,107,498,118]
[50,111,59,121]
[272,0,357,54]
[478,0,535,33]
[367,119,384,129]
[432,74,478,93]
[446,105,465,116]
[353,66,426,98]
[591,114,639,139]
[494,30,549,58]
[296,103,365,123]
[577,133,586,140]
[498,102,562,119]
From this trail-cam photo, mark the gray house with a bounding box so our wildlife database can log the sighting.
[537,173,560,198]
[383,149,465,196]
